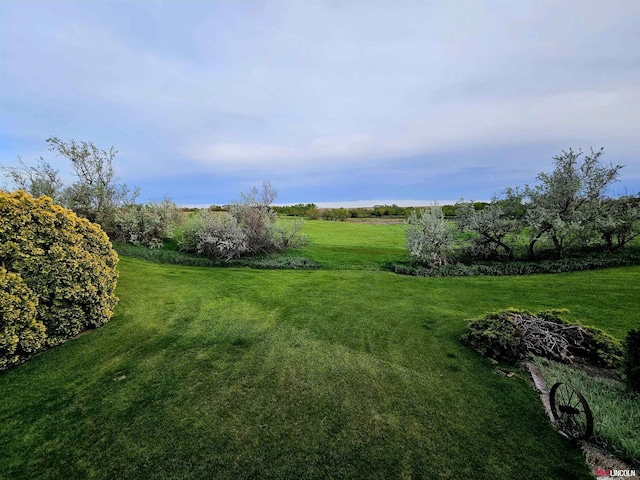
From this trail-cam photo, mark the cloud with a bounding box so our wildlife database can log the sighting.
[1,1,639,204]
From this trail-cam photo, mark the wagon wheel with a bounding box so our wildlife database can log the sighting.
[549,382,593,440]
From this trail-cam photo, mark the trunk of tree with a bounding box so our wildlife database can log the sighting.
[551,233,564,259]
[528,232,543,260]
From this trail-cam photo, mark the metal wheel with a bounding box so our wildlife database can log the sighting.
[549,382,593,440]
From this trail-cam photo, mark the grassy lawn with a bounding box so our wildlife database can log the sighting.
[2,252,639,478]
[285,219,408,269]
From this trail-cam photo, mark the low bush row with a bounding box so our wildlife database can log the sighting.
[113,242,320,270]
[384,249,640,277]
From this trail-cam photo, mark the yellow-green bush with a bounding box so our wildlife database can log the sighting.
[0,190,118,353]
[0,268,46,370]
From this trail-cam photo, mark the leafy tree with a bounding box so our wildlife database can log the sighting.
[0,156,63,200]
[523,148,622,258]
[406,205,455,266]
[229,181,280,254]
[456,199,518,260]
[2,137,139,236]
[592,195,640,252]
[47,137,139,234]
[306,206,321,220]
[322,208,349,221]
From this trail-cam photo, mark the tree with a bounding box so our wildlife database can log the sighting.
[592,195,640,252]
[47,137,138,234]
[0,156,63,200]
[456,199,518,260]
[1,137,139,236]
[406,205,455,266]
[229,181,280,255]
[523,148,622,259]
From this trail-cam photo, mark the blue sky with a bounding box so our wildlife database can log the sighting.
[1,1,639,207]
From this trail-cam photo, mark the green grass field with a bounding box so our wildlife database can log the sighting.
[1,221,638,479]
[286,219,408,269]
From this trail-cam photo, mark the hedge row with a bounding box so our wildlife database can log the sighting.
[384,250,640,277]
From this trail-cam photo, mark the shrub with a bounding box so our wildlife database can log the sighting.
[461,309,622,367]
[406,206,455,266]
[623,329,640,393]
[0,190,119,347]
[114,198,180,248]
[460,310,523,362]
[180,182,306,260]
[384,249,640,277]
[181,211,248,261]
[0,268,46,370]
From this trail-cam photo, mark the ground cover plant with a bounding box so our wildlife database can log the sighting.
[534,357,640,467]
[1,254,639,478]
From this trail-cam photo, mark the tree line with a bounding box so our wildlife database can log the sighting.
[407,148,640,265]
[273,202,490,221]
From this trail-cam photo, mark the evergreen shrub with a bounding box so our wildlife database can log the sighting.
[0,190,119,353]
[0,268,46,370]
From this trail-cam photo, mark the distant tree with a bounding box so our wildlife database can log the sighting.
[523,148,622,259]
[406,205,455,266]
[306,206,321,220]
[322,208,349,221]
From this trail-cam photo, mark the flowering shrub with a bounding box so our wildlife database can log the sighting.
[181,211,248,261]
[180,182,306,260]
[114,199,180,248]
[406,206,454,266]
[0,190,119,351]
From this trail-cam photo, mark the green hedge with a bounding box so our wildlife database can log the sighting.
[384,250,640,277]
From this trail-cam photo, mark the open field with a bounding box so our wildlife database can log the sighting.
[285,219,408,269]
[1,221,638,479]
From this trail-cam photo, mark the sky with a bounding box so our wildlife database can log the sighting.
[1,1,639,207]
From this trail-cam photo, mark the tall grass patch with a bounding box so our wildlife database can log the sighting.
[534,357,640,466]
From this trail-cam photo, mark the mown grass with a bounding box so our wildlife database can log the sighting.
[284,219,408,269]
[2,256,639,479]
[534,358,640,466]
